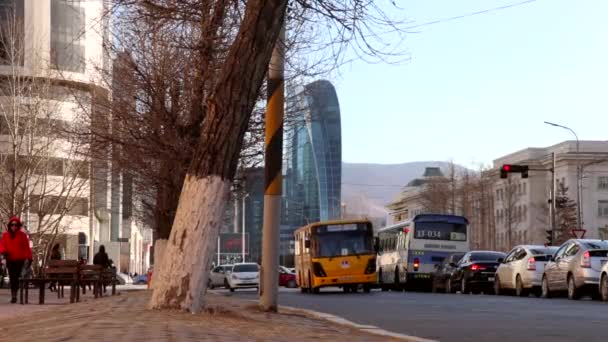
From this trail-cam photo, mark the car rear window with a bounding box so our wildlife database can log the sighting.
[470,252,505,261]
[233,264,259,272]
[583,241,608,250]
[530,248,557,256]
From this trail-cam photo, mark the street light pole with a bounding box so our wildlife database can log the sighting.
[242,193,248,263]
[544,121,582,231]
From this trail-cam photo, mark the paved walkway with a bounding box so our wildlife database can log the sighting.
[0,289,394,341]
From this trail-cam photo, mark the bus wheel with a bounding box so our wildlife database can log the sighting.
[363,285,371,293]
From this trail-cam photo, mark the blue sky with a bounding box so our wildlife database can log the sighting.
[334,0,608,168]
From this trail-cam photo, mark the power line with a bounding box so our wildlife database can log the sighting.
[342,183,405,188]
[404,0,538,30]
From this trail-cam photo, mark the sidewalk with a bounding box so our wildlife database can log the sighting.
[0,289,397,341]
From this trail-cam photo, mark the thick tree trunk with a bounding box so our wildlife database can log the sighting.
[149,176,229,311]
[150,239,167,289]
[149,0,288,313]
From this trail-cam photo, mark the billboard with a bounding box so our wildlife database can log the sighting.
[219,233,249,254]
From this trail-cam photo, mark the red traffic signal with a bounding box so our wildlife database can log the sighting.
[500,164,529,179]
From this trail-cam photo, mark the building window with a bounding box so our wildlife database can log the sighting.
[599,200,608,217]
[51,0,86,73]
[0,0,24,65]
[599,177,608,190]
[78,232,88,260]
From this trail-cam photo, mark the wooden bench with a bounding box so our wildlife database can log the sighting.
[79,265,103,298]
[20,260,80,304]
[101,268,117,296]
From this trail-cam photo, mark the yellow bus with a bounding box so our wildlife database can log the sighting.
[294,219,377,293]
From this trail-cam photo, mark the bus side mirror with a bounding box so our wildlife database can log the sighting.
[374,237,379,253]
[304,240,311,248]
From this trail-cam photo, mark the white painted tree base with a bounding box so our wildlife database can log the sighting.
[149,175,230,313]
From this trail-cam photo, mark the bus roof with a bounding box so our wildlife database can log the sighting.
[377,214,468,233]
[294,219,372,234]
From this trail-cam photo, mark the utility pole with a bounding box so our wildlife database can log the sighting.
[260,25,285,312]
[550,153,556,244]
[242,193,248,262]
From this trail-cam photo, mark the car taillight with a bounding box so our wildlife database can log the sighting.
[471,264,486,271]
[365,258,376,274]
[413,258,420,271]
[312,262,327,277]
[527,257,536,271]
[581,251,591,268]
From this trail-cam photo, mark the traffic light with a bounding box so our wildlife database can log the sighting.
[545,230,553,245]
[500,164,529,179]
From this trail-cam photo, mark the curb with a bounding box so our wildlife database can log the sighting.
[278,304,437,342]
[221,293,436,342]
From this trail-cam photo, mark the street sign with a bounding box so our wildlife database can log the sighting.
[571,229,586,239]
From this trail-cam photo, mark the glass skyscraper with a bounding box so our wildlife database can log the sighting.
[281,80,342,262]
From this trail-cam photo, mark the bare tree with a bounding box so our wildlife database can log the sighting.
[554,182,577,245]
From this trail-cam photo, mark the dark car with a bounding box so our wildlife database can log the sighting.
[449,251,506,294]
[431,253,465,293]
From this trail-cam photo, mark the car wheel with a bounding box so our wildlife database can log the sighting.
[461,277,469,294]
[287,279,297,288]
[494,276,502,296]
[515,275,529,297]
[224,279,230,290]
[600,274,608,302]
[541,275,552,299]
[229,287,235,292]
[567,275,581,300]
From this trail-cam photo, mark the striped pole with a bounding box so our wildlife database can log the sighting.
[260,25,285,312]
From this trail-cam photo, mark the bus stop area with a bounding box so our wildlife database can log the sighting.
[0,289,393,342]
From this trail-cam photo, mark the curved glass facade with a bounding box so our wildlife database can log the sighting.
[281,80,342,258]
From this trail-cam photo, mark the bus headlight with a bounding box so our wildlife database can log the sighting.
[365,258,376,274]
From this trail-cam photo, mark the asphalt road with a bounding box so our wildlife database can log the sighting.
[225,288,608,342]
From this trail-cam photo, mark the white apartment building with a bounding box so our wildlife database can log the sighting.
[0,0,151,273]
[493,140,608,251]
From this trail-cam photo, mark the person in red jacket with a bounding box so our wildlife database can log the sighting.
[0,216,33,303]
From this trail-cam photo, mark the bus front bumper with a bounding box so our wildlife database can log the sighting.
[312,274,376,288]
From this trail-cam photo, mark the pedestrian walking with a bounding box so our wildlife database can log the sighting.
[0,216,33,303]
[49,243,62,292]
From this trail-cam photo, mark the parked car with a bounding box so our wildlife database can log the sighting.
[208,264,233,289]
[598,257,608,301]
[449,251,506,294]
[431,252,465,293]
[225,263,259,292]
[133,274,148,285]
[279,266,297,288]
[494,245,558,297]
[542,239,608,300]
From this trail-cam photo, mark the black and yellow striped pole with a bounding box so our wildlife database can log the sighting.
[260,25,285,312]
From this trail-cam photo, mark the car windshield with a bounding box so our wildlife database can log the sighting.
[470,252,505,261]
[233,264,258,272]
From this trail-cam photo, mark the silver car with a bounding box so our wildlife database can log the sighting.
[494,245,557,297]
[598,260,608,301]
[542,239,608,300]
[208,264,232,289]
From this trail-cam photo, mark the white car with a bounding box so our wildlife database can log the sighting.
[208,264,232,289]
[494,245,558,296]
[226,263,259,292]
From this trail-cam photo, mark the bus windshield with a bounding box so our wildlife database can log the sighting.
[413,222,467,241]
[313,224,373,257]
